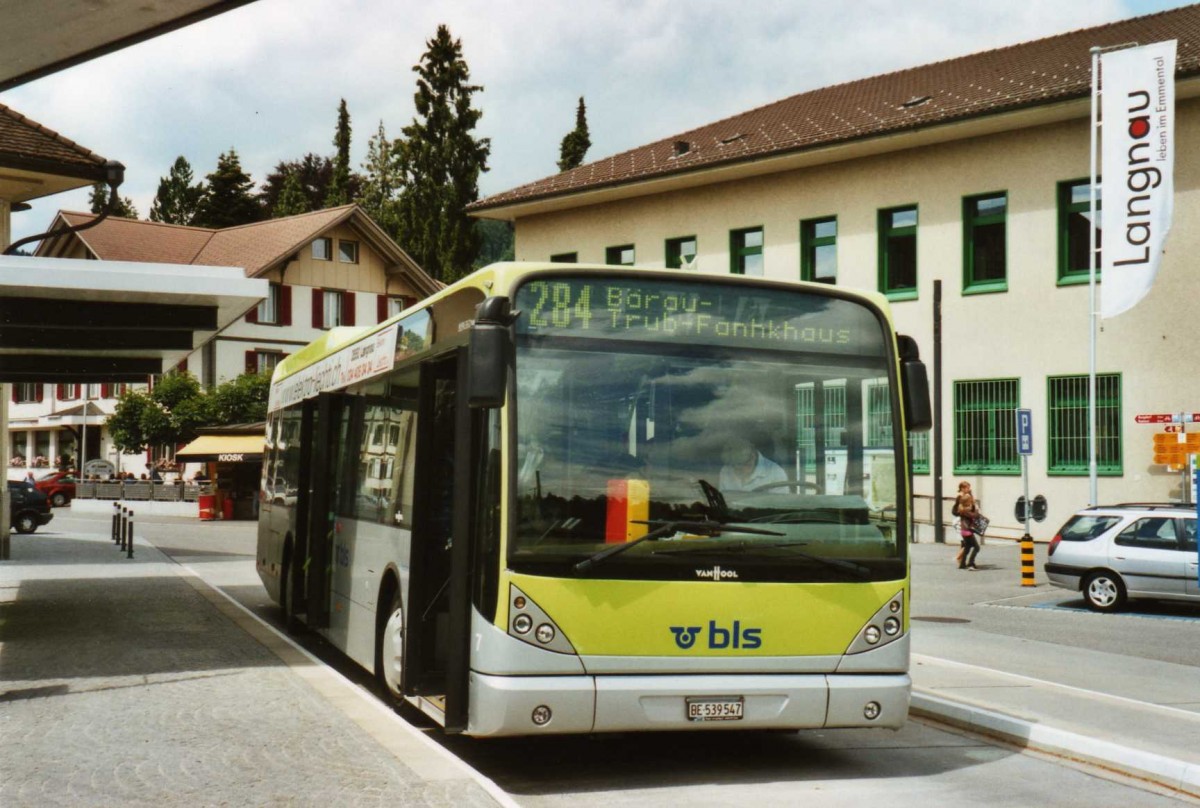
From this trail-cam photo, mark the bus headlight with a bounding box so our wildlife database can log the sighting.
[535,624,556,644]
[844,589,906,655]
[508,585,576,654]
[884,617,900,636]
[864,625,881,644]
[513,614,533,634]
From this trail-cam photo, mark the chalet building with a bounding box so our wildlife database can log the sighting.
[470,7,1200,537]
[12,205,439,474]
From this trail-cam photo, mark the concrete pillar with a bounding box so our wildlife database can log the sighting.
[2,197,11,560]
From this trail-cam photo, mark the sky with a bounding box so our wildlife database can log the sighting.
[3,0,1194,244]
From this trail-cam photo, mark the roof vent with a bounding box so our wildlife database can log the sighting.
[673,140,691,157]
[901,95,932,109]
[719,133,746,145]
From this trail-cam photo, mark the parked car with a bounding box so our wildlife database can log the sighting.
[1045,503,1200,612]
[34,470,77,507]
[8,481,54,534]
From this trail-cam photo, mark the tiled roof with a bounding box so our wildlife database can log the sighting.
[472,5,1200,212]
[0,102,109,180]
[45,205,441,297]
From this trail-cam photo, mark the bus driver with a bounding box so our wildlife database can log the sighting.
[719,438,787,492]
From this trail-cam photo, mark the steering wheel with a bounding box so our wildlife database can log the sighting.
[751,480,820,493]
[697,479,728,517]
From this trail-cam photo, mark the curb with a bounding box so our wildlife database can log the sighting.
[912,691,1200,799]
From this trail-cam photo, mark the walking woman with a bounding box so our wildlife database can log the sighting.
[954,481,982,570]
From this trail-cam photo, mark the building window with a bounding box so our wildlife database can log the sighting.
[909,432,930,475]
[666,236,697,269]
[1058,178,1101,285]
[255,351,284,374]
[388,296,411,318]
[605,245,635,266]
[323,290,343,328]
[14,384,39,403]
[1048,373,1122,475]
[312,237,333,261]
[86,384,101,399]
[796,382,846,472]
[801,217,837,284]
[59,383,79,401]
[866,379,892,448]
[730,227,763,275]
[964,193,1007,292]
[878,206,917,299]
[338,240,359,264]
[257,283,281,324]
[953,378,1020,474]
[550,252,578,263]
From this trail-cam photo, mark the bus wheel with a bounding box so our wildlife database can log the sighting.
[281,546,302,635]
[377,590,404,702]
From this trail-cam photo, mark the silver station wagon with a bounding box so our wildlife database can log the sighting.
[1044,504,1200,612]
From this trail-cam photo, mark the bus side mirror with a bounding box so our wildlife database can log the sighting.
[468,296,516,409]
[896,334,932,432]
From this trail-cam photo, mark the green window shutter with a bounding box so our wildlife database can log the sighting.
[1047,373,1122,475]
[953,378,1020,474]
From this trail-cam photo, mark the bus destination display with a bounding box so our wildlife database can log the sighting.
[514,277,885,354]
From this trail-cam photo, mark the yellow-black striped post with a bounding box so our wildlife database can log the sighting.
[1020,534,1036,586]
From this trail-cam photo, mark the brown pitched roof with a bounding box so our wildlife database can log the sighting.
[472,5,1200,213]
[0,101,109,181]
[40,205,441,297]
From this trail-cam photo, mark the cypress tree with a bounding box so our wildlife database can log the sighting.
[149,156,203,224]
[325,99,352,207]
[557,96,591,172]
[395,25,491,283]
[194,149,263,228]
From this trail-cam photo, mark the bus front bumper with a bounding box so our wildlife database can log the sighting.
[466,671,910,736]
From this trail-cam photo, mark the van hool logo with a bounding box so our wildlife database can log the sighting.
[695,565,738,580]
[669,621,762,650]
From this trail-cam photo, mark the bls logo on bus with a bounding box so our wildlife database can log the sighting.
[669,620,762,650]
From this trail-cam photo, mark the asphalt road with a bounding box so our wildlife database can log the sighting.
[45,512,1200,806]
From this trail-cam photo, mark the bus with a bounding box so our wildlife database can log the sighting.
[256,262,931,737]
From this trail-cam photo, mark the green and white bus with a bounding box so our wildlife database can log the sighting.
[256,262,931,736]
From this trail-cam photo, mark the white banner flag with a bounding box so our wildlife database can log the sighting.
[1100,40,1176,319]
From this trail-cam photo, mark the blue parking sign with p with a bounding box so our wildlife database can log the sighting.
[1017,409,1033,455]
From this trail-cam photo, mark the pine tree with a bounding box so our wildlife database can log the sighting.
[88,182,139,219]
[194,149,263,228]
[325,99,352,207]
[273,172,309,218]
[557,97,591,172]
[149,156,203,224]
[394,25,491,283]
[358,120,401,234]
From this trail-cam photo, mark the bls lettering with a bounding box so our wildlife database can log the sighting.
[669,620,762,650]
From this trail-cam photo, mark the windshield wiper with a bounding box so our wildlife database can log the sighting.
[652,540,873,579]
[573,519,782,575]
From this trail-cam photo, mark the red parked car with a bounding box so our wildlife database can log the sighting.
[35,470,77,507]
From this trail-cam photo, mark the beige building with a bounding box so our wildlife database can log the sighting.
[472,7,1200,538]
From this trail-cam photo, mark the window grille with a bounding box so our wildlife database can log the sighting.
[1048,373,1122,475]
[953,378,1020,474]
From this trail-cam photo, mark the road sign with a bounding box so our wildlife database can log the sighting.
[1165,424,1185,433]
[1016,408,1033,455]
[1136,412,1200,424]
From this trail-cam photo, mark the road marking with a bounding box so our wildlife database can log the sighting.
[913,653,1200,723]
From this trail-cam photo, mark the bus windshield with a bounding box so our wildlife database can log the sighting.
[510,275,906,583]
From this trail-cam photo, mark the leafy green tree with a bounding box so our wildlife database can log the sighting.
[107,388,157,453]
[326,98,353,207]
[209,371,271,424]
[88,182,139,218]
[259,153,331,214]
[358,120,401,234]
[395,24,491,283]
[194,149,262,228]
[473,219,514,269]
[272,172,309,218]
[149,156,203,224]
[557,97,591,172]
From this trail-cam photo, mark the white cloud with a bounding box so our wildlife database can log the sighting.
[2,0,1184,243]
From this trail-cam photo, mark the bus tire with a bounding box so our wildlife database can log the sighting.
[376,587,404,703]
[281,541,302,635]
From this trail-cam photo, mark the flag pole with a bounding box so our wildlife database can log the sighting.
[1088,45,1101,507]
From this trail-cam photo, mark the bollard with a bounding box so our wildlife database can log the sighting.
[125,510,134,559]
[118,506,126,549]
[1020,534,1036,586]
[112,502,120,544]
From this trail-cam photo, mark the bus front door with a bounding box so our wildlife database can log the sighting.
[301,391,344,629]
[404,352,476,732]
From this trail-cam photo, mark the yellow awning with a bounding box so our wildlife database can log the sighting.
[174,433,264,463]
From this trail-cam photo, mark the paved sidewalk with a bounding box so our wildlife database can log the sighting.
[0,525,504,808]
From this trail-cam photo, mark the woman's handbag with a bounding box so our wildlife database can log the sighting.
[972,514,990,537]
